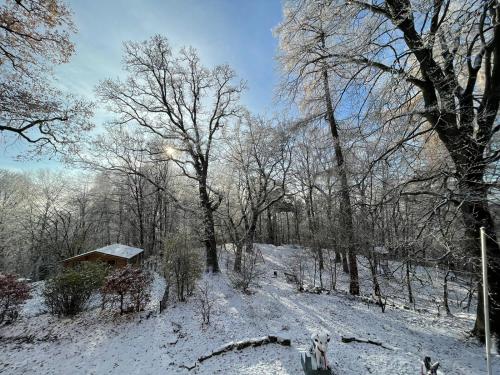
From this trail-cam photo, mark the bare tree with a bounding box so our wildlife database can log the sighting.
[275,0,360,295]
[0,0,92,156]
[293,0,500,342]
[97,36,245,272]
[220,115,292,272]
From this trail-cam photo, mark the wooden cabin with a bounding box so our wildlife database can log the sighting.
[63,244,144,268]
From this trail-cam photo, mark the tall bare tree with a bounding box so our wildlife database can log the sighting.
[97,36,244,272]
[281,0,500,342]
[359,0,498,342]
[275,0,360,295]
[221,115,292,272]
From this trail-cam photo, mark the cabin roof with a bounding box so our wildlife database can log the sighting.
[63,244,144,262]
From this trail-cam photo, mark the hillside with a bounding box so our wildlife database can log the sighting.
[0,244,498,374]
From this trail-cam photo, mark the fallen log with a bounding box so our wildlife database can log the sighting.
[341,336,392,350]
[198,335,291,363]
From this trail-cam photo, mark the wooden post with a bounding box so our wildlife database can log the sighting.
[480,227,492,375]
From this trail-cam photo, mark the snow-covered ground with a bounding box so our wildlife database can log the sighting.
[0,244,498,374]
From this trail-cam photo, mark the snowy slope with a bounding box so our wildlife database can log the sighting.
[0,244,498,374]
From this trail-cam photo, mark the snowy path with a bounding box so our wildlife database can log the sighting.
[1,244,498,374]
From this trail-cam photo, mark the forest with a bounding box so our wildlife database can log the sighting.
[1,1,500,374]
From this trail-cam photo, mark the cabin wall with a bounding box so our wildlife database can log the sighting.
[63,252,140,269]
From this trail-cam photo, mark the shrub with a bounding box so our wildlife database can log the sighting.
[164,234,202,302]
[229,250,263,293]
[285,250,308,291]
[196,282,214,327]
[101,266,152,314]
[43,262,108,317]
[0,274,31,324]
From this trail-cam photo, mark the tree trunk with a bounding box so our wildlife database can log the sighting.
[294,205,301,244]
[322,67,359,295]
[443,269,451,316]
[199,180,219,273]
[318,249,324,271]
[341,251,349,273]
[234,219,257,274]
[369,252,381,298]
[204,209,219,273]
[234,243,243,272]
[267,207,275,245]
[457,181,500,342]
[286,211,290,244]
[331,250,337,291]
[406,260,414,305]
[245,220,257,254]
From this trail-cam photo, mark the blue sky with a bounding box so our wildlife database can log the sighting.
[0,0,284,170]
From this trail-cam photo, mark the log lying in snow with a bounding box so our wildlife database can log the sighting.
[198,335,291,363]
[341,336,393,350]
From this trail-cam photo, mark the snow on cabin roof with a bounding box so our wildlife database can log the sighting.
[94,244,144,259]
[63,244,144,261]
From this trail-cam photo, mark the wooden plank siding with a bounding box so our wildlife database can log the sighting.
[63,251,143,268]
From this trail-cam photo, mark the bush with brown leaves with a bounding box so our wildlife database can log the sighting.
[0,274,31,324]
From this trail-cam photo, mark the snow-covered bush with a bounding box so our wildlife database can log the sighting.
[101,266,152,314]
[196,282,214,327]
[285,250,309,291]
[0,274,31,324]
[43,262,107,317]
[163,234,202,302]
[229,250,263,293]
